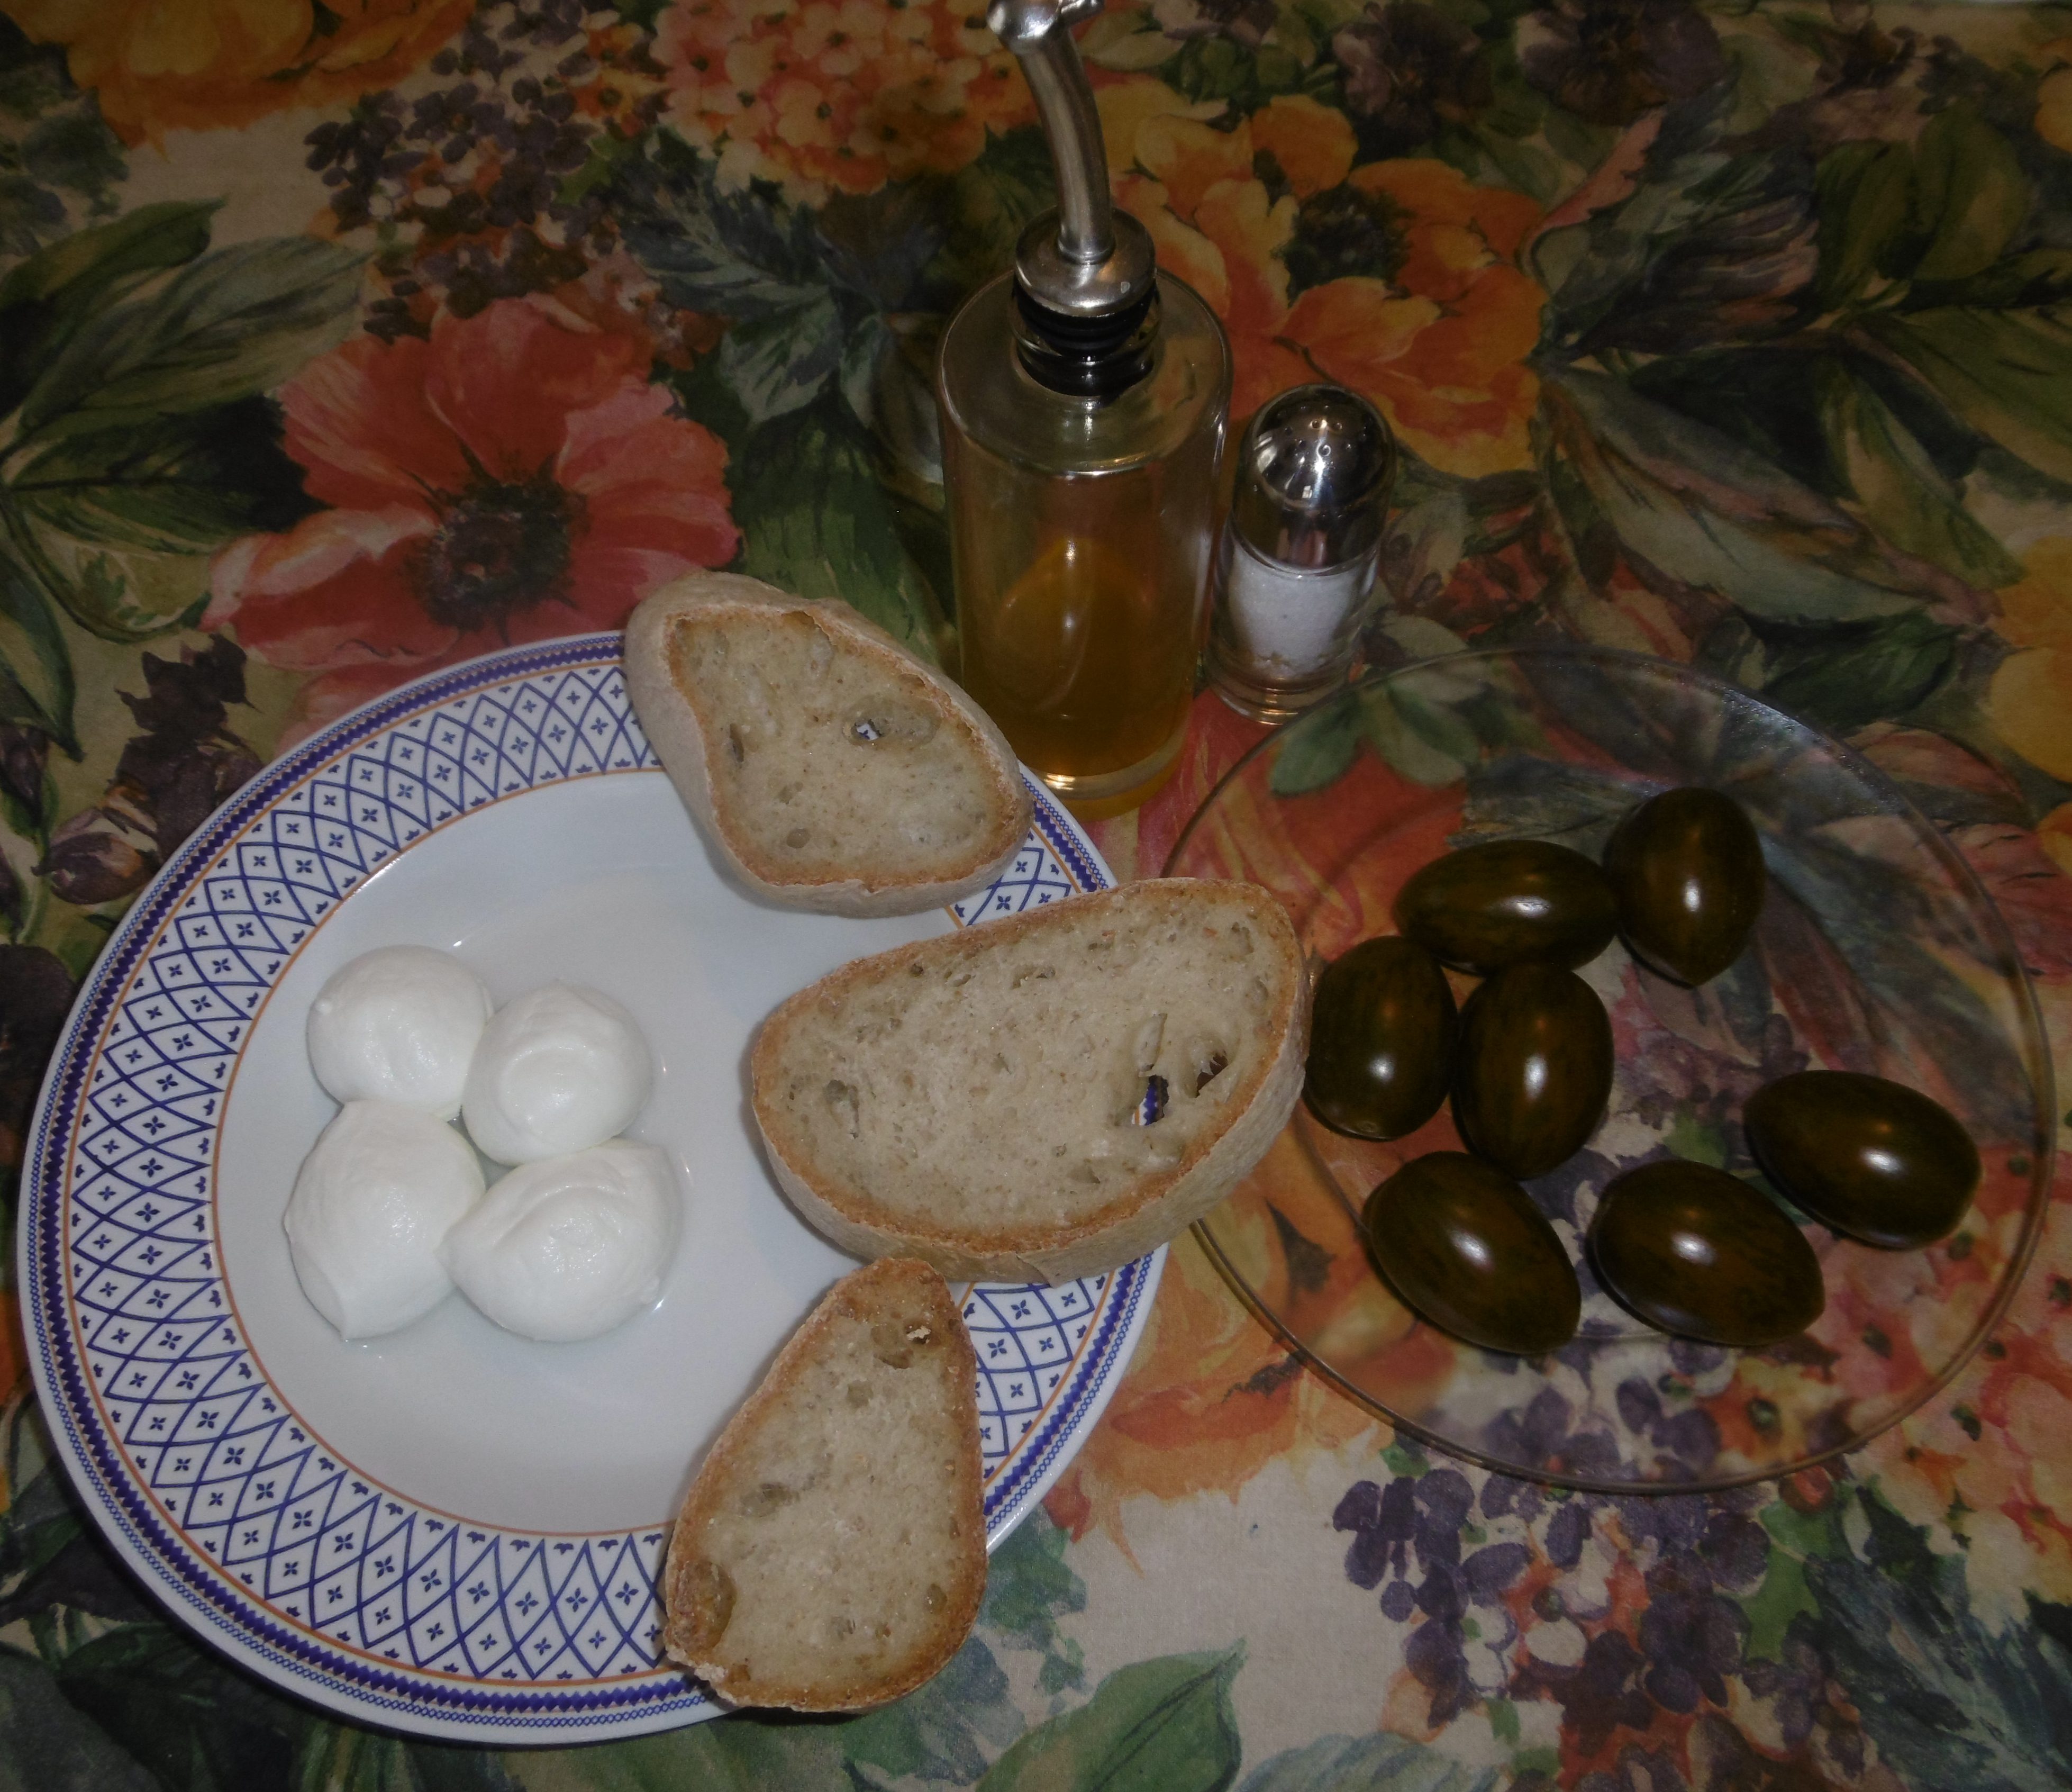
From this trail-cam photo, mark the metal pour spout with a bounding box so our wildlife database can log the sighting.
[986,0,1156,321]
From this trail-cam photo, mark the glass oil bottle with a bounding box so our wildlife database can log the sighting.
[935,0,1231,818]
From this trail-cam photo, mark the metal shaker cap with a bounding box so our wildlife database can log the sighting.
[1231,384,1395,571]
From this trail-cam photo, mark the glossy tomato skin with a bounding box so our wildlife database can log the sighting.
[1304,937,1458,1140]
[1588,1159,1825,1346]
[1603,788,1766,986]
[1745,1071,1979,1249]
[1452,963,1613,1179]
[1393,840,1617,975]
[1361,1152,1580,1355]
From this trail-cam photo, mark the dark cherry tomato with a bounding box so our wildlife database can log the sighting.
[1361,1152,1580,1354]
[1588,1159,1825,1346]
[1744,1071,1979,1249]
[1452,963,1613,1179]
[1603,787,1766,986]
[1304,937,1458,1140]
[1393,840,1617,974]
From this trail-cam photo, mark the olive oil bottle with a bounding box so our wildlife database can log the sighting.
[936,0,1231,818]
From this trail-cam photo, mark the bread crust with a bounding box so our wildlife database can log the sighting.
[661,1257,985,1711]
[624,572,1033,917]
[750,880,1310,1283]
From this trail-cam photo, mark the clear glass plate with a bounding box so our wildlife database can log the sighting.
[1167,644,2054,1493]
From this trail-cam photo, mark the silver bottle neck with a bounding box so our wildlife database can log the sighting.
[987,0,1157,325]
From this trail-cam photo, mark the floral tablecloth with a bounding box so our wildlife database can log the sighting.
[3,0,2071,1785]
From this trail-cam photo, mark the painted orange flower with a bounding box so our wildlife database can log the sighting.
[3,0,471,144]
[657,0,1034,200]
[1100,78,1544,476]
[206,295,738,739]
[1988,536,2072,781]
[1044,1214,1379,1552]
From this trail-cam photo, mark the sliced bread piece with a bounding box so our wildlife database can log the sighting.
[661,1257,984,1710]
[625,572,1033,916]
[750,879,1309,1283]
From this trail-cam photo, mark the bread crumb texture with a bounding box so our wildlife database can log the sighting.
[664,1259,983,1709]
[670,608,1001,882]
[765,887,1294,1238]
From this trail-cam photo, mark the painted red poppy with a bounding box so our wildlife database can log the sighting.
[207,296,739,737]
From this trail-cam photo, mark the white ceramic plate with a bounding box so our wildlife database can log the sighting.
[19,634,1161,1742]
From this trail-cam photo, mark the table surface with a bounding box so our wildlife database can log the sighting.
[2,0,2070,1786]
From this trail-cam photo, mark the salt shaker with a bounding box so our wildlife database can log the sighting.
[1207,385,1396,721]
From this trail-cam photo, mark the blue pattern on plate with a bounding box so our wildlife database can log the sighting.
[22,633,1160,1740]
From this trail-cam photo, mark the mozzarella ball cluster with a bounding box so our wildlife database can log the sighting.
[288,947,678,1343]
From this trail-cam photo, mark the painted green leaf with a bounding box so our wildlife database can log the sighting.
[1814,140,1913,308]
[1866,306,2072,488]
[1544,369,1939,626]
[0,535,76,749]
[0,1392,86,1598]
[1759,1496,1846,1562]
[842,1637,1022,1784]
[1268,694,1362,795]
[0,1649,158,1792]
[292,1724,514,1792]
[15,236,363,440]
[978,1644,1245,1792]
[0,50,128,260]
[1764,828,2032,1139]
[1741,1546,1819,1661]
[1906,106,2029,287]
[0,383,310,646]
[614,138,830,320]
[7,398,314,555]
[839,310,890,434]
[1238,1731,1498,1792]
[1756,612,1962,733]
[730,396,944,660]
[50,1616,347,1792]
[1360,685,1468,788]
[983,1509,1090,1693]
[7,514,211,642]
[983,1509,1088,1662]
[1813,363,2020,587]
[931,126,1055,301]
[816,179,946,314]
[1803,1487,2072,1789]
[508,1718,849,1791]
[1459,752,1638,853]
[1541,97,1812,351]
[1433,120,1566,209]
[1931,246,2072,311]
[0,201,216,419]
[716,295,843,427]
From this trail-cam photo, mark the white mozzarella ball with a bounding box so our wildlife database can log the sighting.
[460,982,652,1165]
[442,1142,681,1342]
[307,946,493,1120]
[285,1101,485,1339]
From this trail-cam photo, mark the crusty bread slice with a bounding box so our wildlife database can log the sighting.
[750,880,1309,1283]
[661,1257,985,1711]
[625,572,1033,916]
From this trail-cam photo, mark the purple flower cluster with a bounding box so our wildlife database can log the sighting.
[302,2,666,331]
[1334,1456,1811,1764]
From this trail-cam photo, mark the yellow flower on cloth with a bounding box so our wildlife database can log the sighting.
[1988,536,2072,781]
[4,0,471,143]
[1101,76,1544,475]
[2037,37,2072,156]
[657,0,1033,200]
